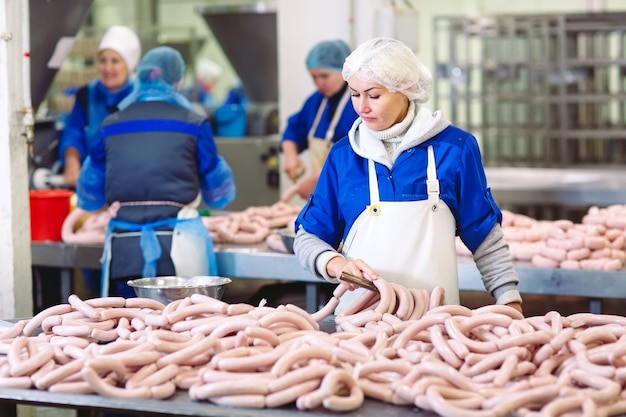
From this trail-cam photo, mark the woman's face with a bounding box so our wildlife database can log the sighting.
[98,49,129,91]
[348,75,409,131]
[309,68,345,98]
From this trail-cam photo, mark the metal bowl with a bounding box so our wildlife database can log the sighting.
[127,276,232,305]
[278,228,295,253]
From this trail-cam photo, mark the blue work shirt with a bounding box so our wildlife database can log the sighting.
[282,88,358,152]
[295,125,502,254]
[58,79,133,165]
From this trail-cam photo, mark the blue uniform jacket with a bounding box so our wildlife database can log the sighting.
[77,102,235,213]
[58,79,133,165]
[282,89,358,152]
[295,125,502,254]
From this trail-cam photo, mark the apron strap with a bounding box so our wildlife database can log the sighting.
[307,89,351,142]
[367,159,380,206]
[426,145,440,202]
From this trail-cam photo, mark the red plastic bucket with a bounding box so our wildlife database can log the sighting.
[29,189,74,242]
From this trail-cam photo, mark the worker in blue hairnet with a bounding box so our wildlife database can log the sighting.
[280,39,358,202]
[76,46,236,298]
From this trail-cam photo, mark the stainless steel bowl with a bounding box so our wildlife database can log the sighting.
[278,228,295,253]
[127,276,232,305]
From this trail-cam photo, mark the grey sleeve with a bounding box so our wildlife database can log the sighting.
[293,226,340,281]
[472,223,523,305]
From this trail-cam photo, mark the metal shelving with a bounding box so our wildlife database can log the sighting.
[433,12,626,168]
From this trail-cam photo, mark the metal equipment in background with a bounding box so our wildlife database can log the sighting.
[196,2,280,137]
[29,0,94,113]
[433,11,626,221]
[28,0,94,189]
[215,136,280,211]
[433,12,626,168]
[196,1,281,210]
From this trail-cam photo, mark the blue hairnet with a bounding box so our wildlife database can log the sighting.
[138,46,185,85]
[306,40,351,72]
[118,46,195,111]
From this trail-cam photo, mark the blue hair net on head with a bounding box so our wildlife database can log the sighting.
[118,46,195,111]
[306,40,352,72]
[137,46,185,86]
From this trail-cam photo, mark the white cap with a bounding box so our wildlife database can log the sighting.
[98,25,141,72]
[195,59,222,83]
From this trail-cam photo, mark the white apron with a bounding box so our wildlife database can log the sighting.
[100,194,215,297]
[170,194,210,277]
[336,145,459,314]
[307,89,351,174]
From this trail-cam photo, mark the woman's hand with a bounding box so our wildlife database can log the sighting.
[506,302,523,315]
[281,141,305,182]
[280,174,319,202]
[326,257,380,291]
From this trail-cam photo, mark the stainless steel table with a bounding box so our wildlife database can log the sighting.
[0,388,437,417]
[31,241,626,314]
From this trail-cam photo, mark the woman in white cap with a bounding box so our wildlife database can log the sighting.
[59,25,141,188]
[293,37,523,315]
[280,39,358,201]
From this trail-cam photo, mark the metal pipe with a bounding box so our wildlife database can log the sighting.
[20,0,33,147]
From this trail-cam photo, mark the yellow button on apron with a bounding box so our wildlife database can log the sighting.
[369,204,381,216]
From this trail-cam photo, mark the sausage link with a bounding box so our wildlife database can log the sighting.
[82,367,150,399]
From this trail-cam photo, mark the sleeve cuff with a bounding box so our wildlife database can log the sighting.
[315,251,344,284]
[495,289,522,305]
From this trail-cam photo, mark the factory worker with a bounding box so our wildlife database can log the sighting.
[59,25,141,188]
[76,46,236,298]
[293,37,523,314]
[194,58,222,108]
[280,39,358,200]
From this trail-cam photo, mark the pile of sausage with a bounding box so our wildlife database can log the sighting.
[203,201,301,245]
[456,206,626,271]
[3,282,626,416]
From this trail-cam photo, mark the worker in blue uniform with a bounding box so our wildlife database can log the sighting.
[280,39,358,201]
[76,46,236,298]
[56,25,141,297]
[59,25,141,188]
[293,37,523,315]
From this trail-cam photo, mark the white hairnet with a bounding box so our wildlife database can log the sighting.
[342,37,432,103]
[196,59,222,83]
[98,25,141,72]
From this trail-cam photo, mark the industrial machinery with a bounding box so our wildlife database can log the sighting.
[196,2,281,210]
[433,11,626,168]
[28,0,94,190]
[433,11,626,221]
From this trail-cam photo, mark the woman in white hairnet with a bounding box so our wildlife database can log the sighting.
[76,46,236,298]
[59,25,141,188]
[280,39,358,201]
[293,37,523,314]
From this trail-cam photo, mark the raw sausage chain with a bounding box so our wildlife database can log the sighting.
[3,282,626,416]
[62,201,302,246]
[202,202,301,245]
[456,205,626,271]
